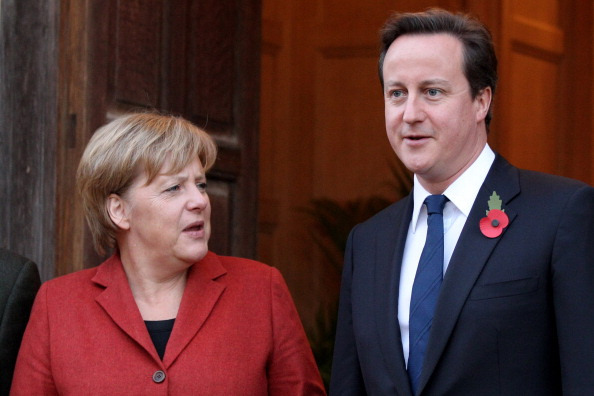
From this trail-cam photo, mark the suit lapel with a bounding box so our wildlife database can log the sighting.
[418,156,520,393]
[375,195,415,396]
[163,252,226,367]
[93,255,158,360]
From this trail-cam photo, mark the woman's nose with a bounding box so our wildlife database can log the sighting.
[188,185,208,210]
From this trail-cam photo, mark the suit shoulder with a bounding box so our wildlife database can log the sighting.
[519,168,589,187]
[0,249,37,274]
[355,196,410,232]
[0,250,41,300]
[518,169,593,198]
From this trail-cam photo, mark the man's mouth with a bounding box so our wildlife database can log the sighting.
[404,134,429,141]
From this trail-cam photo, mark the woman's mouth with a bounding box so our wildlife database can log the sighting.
[183,222,205,237]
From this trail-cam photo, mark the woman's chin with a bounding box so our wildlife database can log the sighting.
[182,245,209,264]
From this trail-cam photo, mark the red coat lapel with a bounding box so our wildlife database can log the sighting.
[164,252,227,367]
[92,255,157,361]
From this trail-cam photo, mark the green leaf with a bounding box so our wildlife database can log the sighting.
[486,191,503,214]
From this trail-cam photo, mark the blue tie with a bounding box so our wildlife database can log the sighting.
[407,194,449,394]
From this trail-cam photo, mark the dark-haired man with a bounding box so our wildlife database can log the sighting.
[331,9,594,396]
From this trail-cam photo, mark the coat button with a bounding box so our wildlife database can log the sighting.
[153,370,166,383]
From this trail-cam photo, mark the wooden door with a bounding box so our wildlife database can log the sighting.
[56,0,261,275]
[0,0,59,281]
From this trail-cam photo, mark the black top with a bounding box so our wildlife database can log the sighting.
[145,318,175,360]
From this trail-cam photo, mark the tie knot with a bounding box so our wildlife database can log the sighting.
[424,194,448,215]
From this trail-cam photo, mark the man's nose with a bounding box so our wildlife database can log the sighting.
[402,96,425,124]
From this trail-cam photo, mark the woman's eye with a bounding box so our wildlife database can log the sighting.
[165,185,180,193]
[197,182,208,192]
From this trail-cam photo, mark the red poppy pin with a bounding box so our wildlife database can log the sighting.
[479,191,509,238]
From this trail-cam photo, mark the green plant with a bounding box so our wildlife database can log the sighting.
[302,195,394,273]
[301,160,412,390]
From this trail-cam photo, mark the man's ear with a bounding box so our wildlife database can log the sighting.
[107,194,130,230]
[475,86,492,123]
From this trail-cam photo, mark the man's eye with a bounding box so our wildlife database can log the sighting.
[197,182,208,192]
[427,88,441,96]
[391,90,405,98]
[165,185,180,192]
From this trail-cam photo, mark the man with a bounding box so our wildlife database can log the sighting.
[0,248,40,395]
[330,9,594,396]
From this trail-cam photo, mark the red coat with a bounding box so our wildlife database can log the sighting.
[11,252,325,395]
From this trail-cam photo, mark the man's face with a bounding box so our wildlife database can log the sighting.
[382,33,490,193]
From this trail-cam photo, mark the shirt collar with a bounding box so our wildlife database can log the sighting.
[410,144,496,232]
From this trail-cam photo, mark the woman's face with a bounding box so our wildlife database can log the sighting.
[112,157,211,267]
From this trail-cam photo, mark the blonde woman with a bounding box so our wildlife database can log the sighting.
[12,113,325,395]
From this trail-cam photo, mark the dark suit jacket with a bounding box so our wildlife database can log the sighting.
[0,249,40,395]
[330,155,594,395]
[11,251,325,395]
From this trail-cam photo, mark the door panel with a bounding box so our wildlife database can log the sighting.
[495,0,565,174]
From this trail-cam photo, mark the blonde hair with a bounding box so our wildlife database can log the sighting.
[76,112,217,255]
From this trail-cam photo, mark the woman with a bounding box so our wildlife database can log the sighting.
[11,113,325,395]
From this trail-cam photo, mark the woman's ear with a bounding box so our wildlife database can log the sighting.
[107,194,130,230]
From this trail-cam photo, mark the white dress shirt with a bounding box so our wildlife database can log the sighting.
[398,144,495,365]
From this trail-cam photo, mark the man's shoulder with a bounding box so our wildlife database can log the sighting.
[0,249,40,312]
[353,195,411,234]
[489,155,592,205]
[493,154,589,189]
[515,167,592,201]
[518,167,589,186]
[0,249,40,291]
[0,249,35,273]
